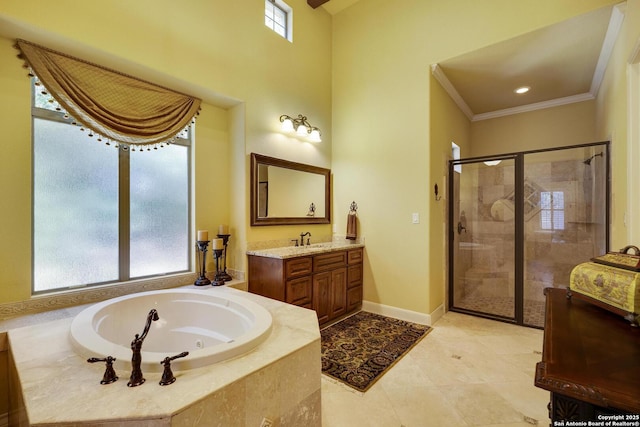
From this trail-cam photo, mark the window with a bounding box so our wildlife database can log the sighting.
[32,85,191,293]
[451,142,462,173]
[540,191,565,230]
[265,0,292,41]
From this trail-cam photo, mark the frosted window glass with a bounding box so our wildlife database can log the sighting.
[33,118,119,291]
[129,144,189,277]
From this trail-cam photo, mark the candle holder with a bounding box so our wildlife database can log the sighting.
[212,249,226,286]
[194,240,211,286]
[216,234,233,282]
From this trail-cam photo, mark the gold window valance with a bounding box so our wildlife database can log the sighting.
[15,39,201,147]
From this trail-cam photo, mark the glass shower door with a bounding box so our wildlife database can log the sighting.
[522,146,609,327]
[449,142,609,328]
[450,157,517,321]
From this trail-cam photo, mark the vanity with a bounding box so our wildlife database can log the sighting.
[247,152,363,325]
[247,243,364,326]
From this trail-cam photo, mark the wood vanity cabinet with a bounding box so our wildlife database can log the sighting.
[248,248,363,326]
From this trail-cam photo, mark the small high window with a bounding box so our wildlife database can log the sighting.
[265,0,292,42]
[451,142,462,173]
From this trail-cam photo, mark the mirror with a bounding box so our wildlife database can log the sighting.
[250,152,331,226]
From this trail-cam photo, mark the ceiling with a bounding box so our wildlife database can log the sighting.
[433,4,624,121]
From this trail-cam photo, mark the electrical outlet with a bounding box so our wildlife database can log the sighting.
[412,213,420,224]
[260,417,274,427]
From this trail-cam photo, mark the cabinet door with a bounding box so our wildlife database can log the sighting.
[347,248,363,265]
[313,251,346,272]
[331,267,347,319]
[286,276,312,307]
[347,263,362,288]
[347,286,363,312]
[285,257,313,278]
[313,272,331,324]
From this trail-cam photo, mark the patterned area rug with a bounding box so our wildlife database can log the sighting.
[321,311,432,392]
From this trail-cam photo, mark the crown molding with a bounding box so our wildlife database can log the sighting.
[430,64,474,120]
[591,2,625,96]
[471,93,595,121]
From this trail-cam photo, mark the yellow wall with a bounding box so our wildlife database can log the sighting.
[595,0,640,248]
[469,101,598,157]
[0,0,333,304]
[331,0,621,316]
[428,73,471,312]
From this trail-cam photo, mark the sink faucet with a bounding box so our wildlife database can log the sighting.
[127,309,159,387]
[300,231,311,246]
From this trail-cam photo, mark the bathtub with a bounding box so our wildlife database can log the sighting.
[69,288,273,372]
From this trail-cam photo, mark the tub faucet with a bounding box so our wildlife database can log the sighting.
[128,309,159,387]
[300,231,311,246]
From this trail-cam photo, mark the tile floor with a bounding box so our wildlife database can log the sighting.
[321,311,549,427]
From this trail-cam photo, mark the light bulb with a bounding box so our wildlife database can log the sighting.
[281,118,294,132]
[309,129,322,142]
[296,124,308,136]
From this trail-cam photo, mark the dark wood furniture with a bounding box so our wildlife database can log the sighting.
[535,287,640,424]
[248,248,363,326]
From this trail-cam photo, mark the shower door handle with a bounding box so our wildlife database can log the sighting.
[457,222,466,234]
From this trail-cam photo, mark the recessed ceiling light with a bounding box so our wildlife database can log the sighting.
[514,86,530,94]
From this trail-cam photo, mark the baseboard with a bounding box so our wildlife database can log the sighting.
[361,301,444,326]
[429,304,445,324]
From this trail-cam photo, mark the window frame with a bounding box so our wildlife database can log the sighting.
[31,83,193,295]
[265,0,293,42]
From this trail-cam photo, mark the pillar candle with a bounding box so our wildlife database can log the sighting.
[197,230,209,241]
[213,238,224,250]
[218,224,229,235]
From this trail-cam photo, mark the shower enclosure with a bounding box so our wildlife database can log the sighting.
[448,142,610,328]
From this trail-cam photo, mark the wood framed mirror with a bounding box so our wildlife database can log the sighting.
[250,153,331,226]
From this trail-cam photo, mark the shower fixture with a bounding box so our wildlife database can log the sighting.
[583,152,603,165]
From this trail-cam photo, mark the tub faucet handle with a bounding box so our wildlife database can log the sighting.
[159,351,189,386]
[87,356,118,385]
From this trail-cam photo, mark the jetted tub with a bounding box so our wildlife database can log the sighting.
[70,288,273,372]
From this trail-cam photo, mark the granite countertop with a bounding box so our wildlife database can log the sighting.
[246,241,364,259]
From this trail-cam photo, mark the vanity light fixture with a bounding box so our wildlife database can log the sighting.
[279,114,322,142]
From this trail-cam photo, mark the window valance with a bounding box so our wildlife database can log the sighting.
[15,39,201,148]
